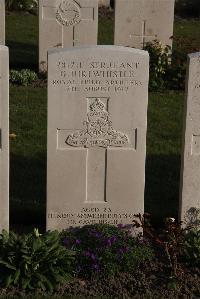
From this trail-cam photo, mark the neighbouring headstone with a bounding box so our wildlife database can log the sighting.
[39,0,98,72]
[114,0,175,49]
[99,0,110,7]
[0,0,5,44]
[0,46,9,232]
[47,46,149,231]
[180,52,200,227]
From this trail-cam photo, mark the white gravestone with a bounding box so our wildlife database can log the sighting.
[47,46,149,231]
[0,46,9,232]
[39,0,98,72]
[0,0,5,44]
[180,53,200,227]
[114,0,175,49]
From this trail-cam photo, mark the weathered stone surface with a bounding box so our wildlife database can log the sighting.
[0,46,9,232]
[180,52,200,227]
[0,0,5,44]
[114,0,175,49]
[47,46,149,231]
[39,0,98,72]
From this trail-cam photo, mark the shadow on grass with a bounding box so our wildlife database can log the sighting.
[9,153,181,230]
[7,41,38,70]
[145,154,181,224]
[10,153,46,228]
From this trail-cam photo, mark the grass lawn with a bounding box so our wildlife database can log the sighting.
[6,14,38,70]
[174,17,200,47]
[9,86,46,228]
[5,11,200,228]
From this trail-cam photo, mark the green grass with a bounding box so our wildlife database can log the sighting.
[98,14,114,45]
[146,91,184,219]
[6,14,38,69]
[6,12,114,70]
[9,86,47,227]
[174,17,200,47]
[5,12,200,227]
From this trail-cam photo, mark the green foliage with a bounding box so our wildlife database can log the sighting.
[133,215,188,279]
[144,39,198,91]
[183,229,200,267]
[62,224,154,278]
[5,0,38,11]
[0,230,75,292]
[169,36,200,90]
[144,40,171,90]
[10,69,38,86]
[166,41,186,90]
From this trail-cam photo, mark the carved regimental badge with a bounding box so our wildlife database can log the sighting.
[56,0,81,27]
[66,98,129,148]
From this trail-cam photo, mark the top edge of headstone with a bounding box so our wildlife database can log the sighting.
[48,45,149,57]
[188,52,200,59]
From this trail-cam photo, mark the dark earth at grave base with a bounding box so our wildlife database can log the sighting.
[0,259,199,298]
[54,261,200,298]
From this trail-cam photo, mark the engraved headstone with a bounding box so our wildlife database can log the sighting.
[0,46,9,232]
[0,0,5,44]
[47,46,149,230]
[180,52,200,227]
[114,0,175,49]
[39,0,98,72]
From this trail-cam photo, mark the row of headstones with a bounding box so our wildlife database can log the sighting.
[0,0,175,72]
[0,44,199,231]
[40,0,175,72]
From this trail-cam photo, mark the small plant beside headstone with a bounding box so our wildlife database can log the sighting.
[0,230,75,292]
[61,224,153,278]
[10,69,38,86]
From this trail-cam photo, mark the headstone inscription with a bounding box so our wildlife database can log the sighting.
[0,0,5,45]
[0,46,9,232]
[180,52,200,227]
[114,0,175,49]
[47,46,149,231]
[39,0,98,72]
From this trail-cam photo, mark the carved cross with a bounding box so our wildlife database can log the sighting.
[42,0,95,47]
[129,20,157,48]
[63,97,135,203]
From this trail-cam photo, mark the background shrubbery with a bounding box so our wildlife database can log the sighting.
[5,0,38,11]
[175,0,200,18]
[5,0,200,18]
[144,38,200,91]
